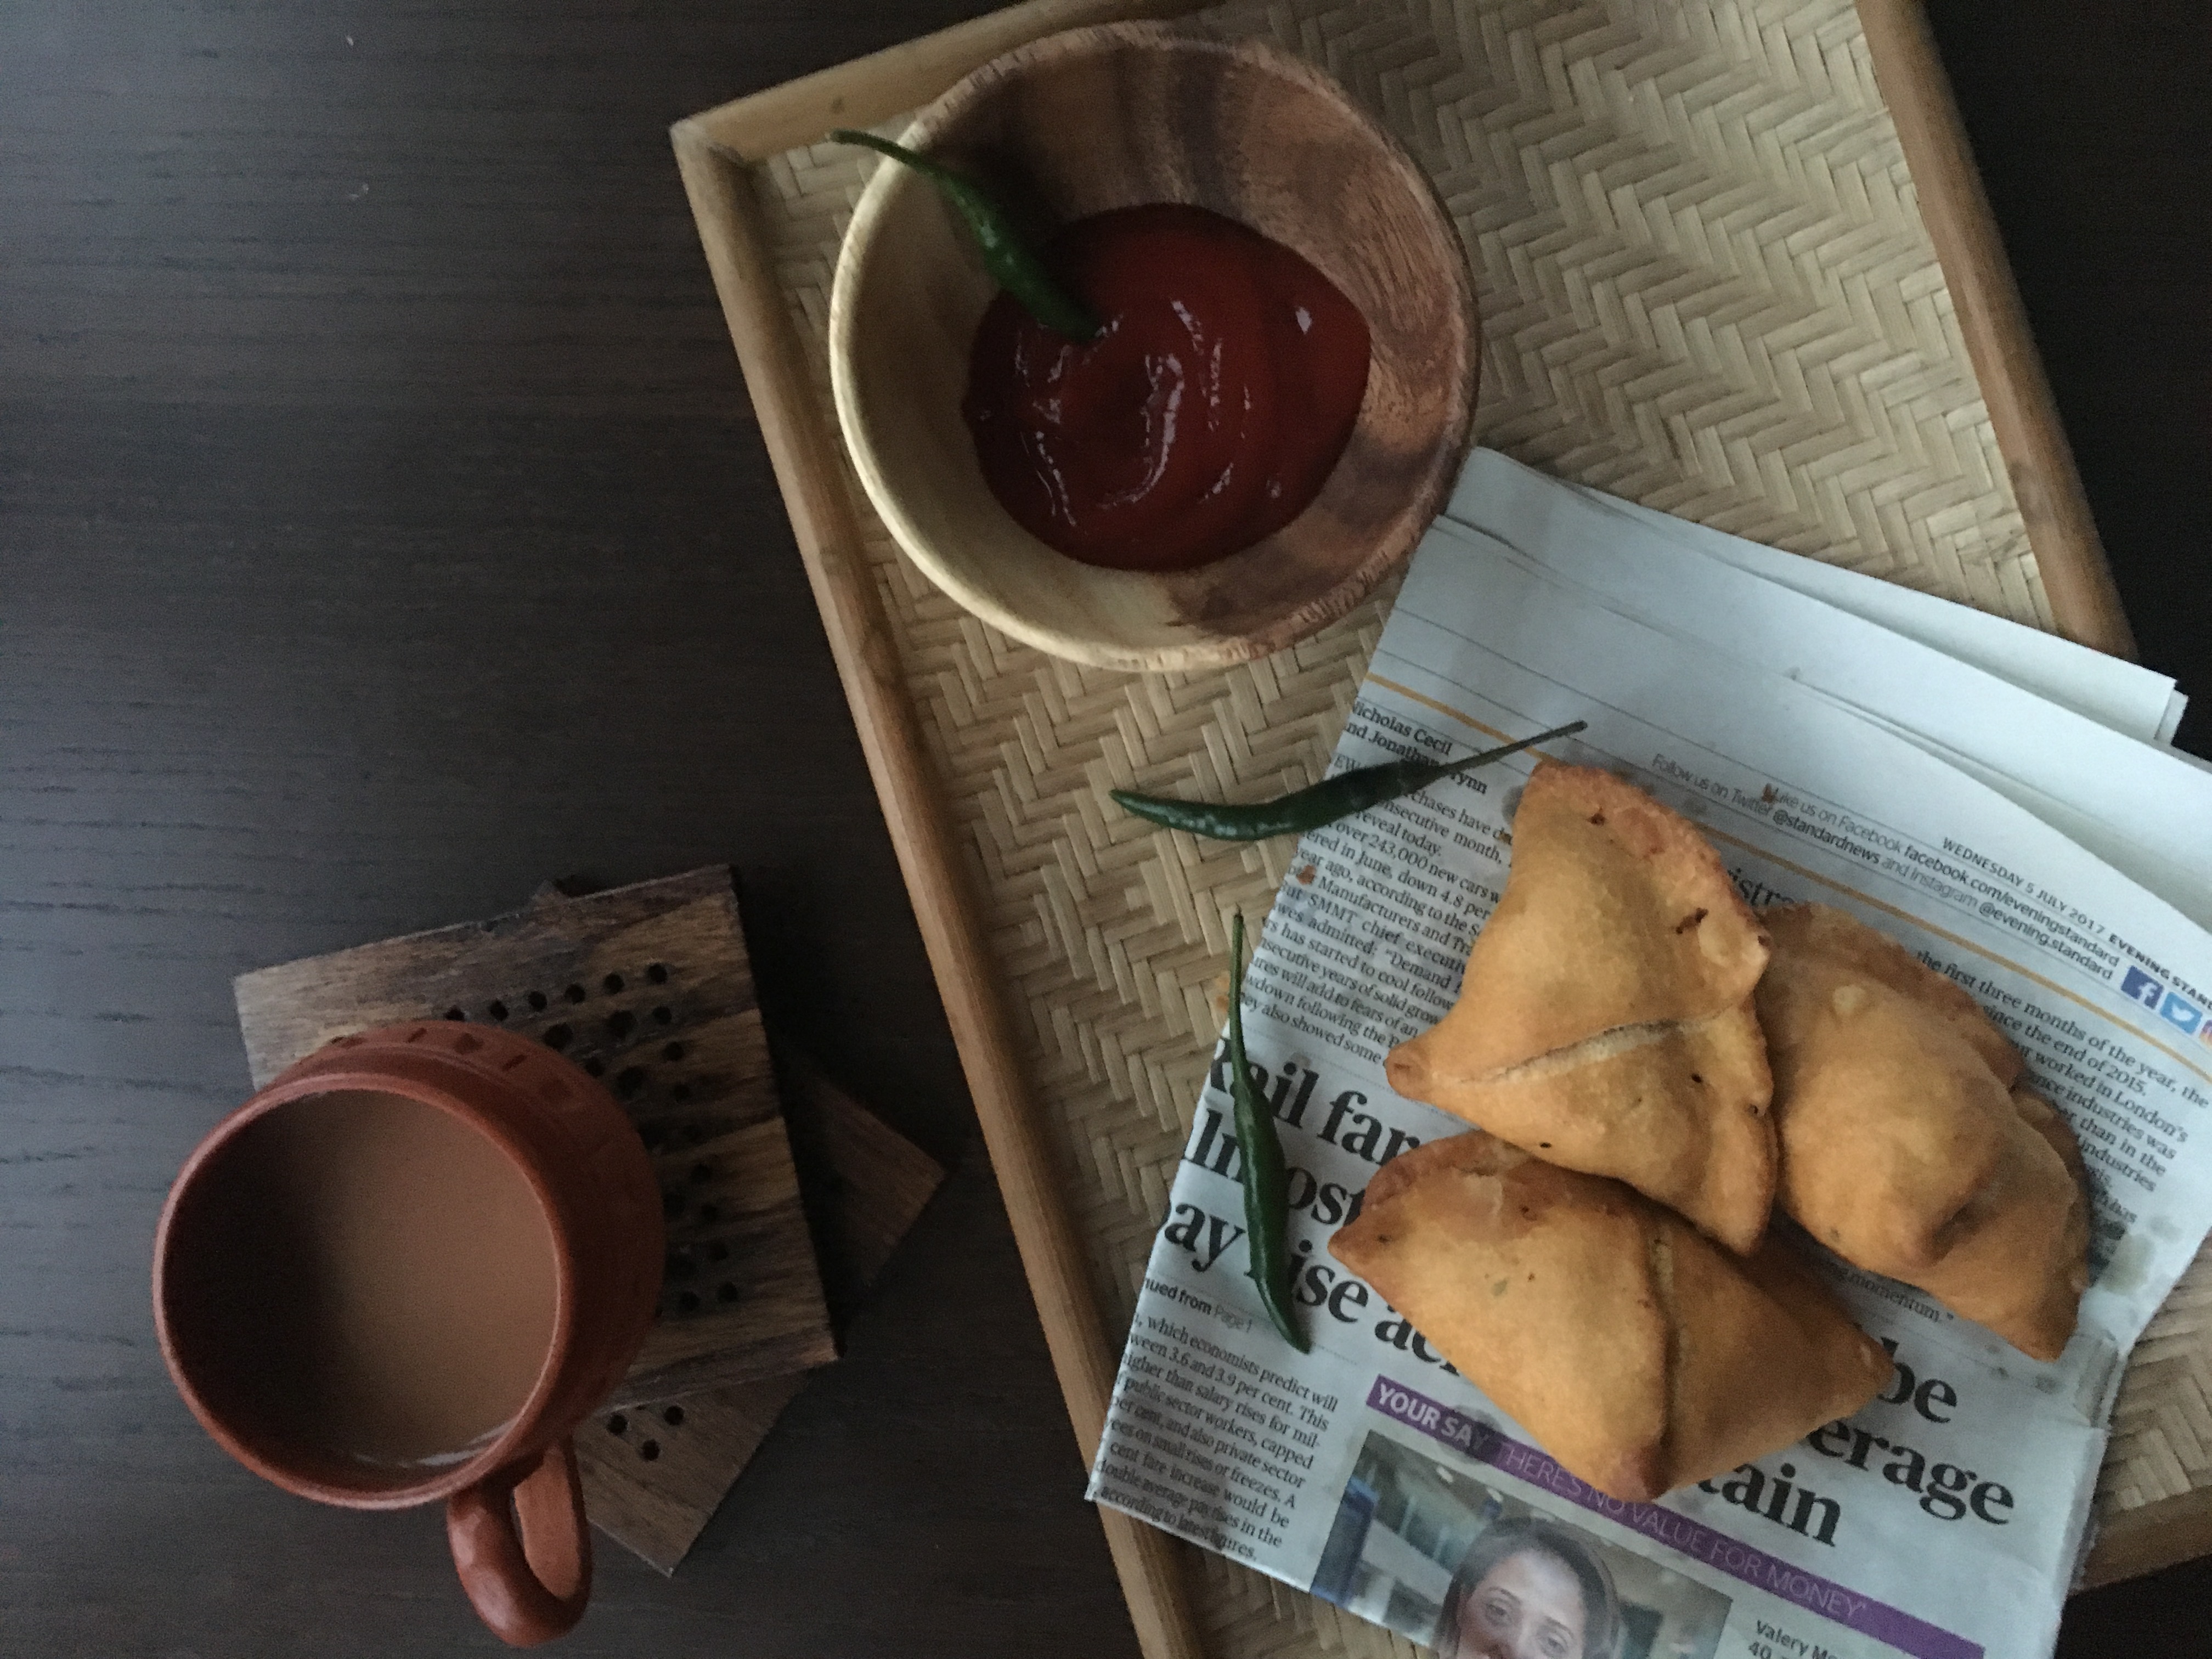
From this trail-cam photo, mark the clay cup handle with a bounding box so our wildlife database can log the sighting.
[447,1438,592,1646]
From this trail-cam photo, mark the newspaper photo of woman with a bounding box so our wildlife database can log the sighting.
[1435,1516,1623,1659]
[1311,1433,1731,1659]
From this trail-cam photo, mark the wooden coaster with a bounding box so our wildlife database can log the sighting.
[234,867,837,1405]
[578,1059,945,1573]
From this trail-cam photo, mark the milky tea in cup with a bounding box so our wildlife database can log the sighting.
[170,1088,559,1468]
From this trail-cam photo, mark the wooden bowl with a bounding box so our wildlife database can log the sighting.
[828,22,1479,674]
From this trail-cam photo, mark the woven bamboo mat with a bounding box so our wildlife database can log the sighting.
[741,0,2210,1639]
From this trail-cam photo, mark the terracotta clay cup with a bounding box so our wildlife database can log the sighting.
[154,1020,664,1646]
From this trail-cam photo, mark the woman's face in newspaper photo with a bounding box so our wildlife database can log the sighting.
[1457,1547,1588,1659]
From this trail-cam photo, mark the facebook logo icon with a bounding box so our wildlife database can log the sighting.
[2163,993,2204,1036]
[2123,966,2165,1008]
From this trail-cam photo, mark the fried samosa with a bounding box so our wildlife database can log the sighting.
[1756,902,2091,1361]
[1386,764,1778,1252]
[1330,1133,1891,1502]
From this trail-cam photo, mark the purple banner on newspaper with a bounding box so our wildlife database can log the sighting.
[1365,1376,1980,1659]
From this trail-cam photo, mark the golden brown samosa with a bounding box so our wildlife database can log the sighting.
[1386,764,1778,1252]
[1330,1133,1891,1502]
[1756,902,2091,1360]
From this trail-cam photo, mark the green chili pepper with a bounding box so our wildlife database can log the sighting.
[830,129,1102,342]
[1227,911,1307,1352]
[1114,720,1587,842]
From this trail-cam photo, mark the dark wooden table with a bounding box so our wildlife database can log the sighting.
[2,2,2204,1654]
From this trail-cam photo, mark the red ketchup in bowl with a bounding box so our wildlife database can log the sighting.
[961,204,1371,573]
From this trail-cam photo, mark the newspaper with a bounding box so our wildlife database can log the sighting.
[1086,453,2212,1659]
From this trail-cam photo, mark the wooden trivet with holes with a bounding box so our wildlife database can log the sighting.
[233,866,837,1406]
[577,1057,945,1573]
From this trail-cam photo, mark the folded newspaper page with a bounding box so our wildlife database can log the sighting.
[1087,454,2212,1659]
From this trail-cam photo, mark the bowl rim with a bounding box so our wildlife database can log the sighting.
[827,19,1480,674]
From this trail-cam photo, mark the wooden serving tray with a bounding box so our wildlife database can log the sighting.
[672,3,2187,1655]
